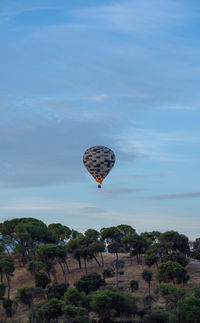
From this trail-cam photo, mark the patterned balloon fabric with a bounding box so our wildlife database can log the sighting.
[83,146,115,185]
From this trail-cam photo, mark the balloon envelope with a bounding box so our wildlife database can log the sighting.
[83,146,115,185]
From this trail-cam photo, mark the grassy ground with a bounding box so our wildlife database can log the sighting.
[1,253,200,322]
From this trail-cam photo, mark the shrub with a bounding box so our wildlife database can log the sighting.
[130,280,139,292]
[102,269,114,279]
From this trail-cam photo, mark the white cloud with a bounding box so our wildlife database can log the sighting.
[91,94,109,102]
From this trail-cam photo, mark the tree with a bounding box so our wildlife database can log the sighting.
[130,280,139,292]
[34,298,64,323]
[142,269,153,295]
[0,257,15,298]
[13,218,59,263]
[0,282,6,299]
[56,245,70,283]
[156,261,188,285]
[156,283,188,310]
[100,226,123,260]
[46,283,69,300]
[48,223,71,244]
[3,297,14,318]
[84,228,100,242]
[64,287,89,309]
[35,244,59,283]
[141,231,161,244]
[110,259,125,288]
[15,286,44,323]
[67,236,83,269]
[62,304,89,323]
[122,233,149,264]
[34,272,50,289]
[74,272,105,294]
[177,296,200,322]
[165,252,189,267]
[143,306,176,323]
[27,261,44,275]
[90,288,138,322]
[144,244,163,267]
[159,231,189,255]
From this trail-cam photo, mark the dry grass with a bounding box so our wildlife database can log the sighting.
[1,254,200,322]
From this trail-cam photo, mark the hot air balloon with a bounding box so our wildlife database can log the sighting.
[83,146,115,188]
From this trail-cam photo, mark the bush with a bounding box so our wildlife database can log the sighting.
[143,306,176,323]
[34,272,50,289]
[102,269,114,279]
[3,298,13,308]
[130,280,139,292]
[74,272,106,294]
[46,283,69,299]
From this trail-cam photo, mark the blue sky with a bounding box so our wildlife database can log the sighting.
[1,0,200,238]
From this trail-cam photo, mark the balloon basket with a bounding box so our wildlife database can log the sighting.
[98,184,101,189]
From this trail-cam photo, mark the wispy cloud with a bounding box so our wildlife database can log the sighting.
[75,0,185,33]
[117,128,200,162]
[91,94,109,101]
[146,192,200,200]
[103,188,145,196]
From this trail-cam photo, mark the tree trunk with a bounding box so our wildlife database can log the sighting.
[100,252,104,267]
[47,270,51,281]
[116,252,119,261]
[93,255,101,267]
[115,263,118,288]
[84,258,88,274]
[6,274,11,299]
[78,258,82,269]
[59,262,66,283]
[51,264,58,284]
[148,282,151,295]
[65,260,70,273]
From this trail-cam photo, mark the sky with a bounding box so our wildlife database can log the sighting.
[0,0,200,239]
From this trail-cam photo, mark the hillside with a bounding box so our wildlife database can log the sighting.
[1,253,200,323]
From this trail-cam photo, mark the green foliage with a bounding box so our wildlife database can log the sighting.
[156,261,188,284]
[34,272,50,289]
[62,304,89,323]
[74,272,105,294]
[34,298,64,323]
[48,223,71,242]
[0,257,15,275]
[46,283,69,300]
[193,286,200,298]
[123,233,149,264]
[130,280,139,292]
[90,288,138,321]
[64,287,89,308]
[164,252,189,267]
[192,243,200,260]
[143,306,176,323]
[15,286,44,307]
[156,283,188,310]
[26,261,44,274]
[159,231,189,255]
[177,296,200,322]
[84,229,100,242]
[102,268,114,279]
[142,269,153,294]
